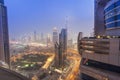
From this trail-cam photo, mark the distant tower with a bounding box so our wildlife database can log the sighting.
[78,32,83,40]
[65,16,68,50]
[0,0,10,65]
[47,34,51,47]
[77,32,83,54]
[65,16,73,47]
[34,31,37,42]
[65,16,68,29]
[53,27,58,44]
[41,33,44,43]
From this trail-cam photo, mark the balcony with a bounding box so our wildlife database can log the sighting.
[79,39,110,54]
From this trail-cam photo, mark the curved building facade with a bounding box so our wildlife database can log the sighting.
[105,0,120,36]
[78,0,120,80]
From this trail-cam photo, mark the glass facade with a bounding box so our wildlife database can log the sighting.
[0,1,10,65]
[0,0,4,4]
[105,0,120,29]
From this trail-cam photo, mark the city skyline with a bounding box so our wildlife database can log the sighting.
[0,0,120,80]
[5,0,94,39]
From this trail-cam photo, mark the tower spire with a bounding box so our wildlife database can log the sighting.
[65,16,68,29]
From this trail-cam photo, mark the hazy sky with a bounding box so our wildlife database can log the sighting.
[5,0,94,39]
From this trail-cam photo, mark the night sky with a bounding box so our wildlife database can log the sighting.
[5,0,94,39]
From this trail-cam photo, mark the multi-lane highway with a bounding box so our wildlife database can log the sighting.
[65,55,80,80]
[59,49,81,80]
[42,54,55,69]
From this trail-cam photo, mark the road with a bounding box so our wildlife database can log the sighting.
[65,49,81,80]
[58,49,81,80]
[31,53,55,80]
[42,54,55,69]
[65,56,80,80]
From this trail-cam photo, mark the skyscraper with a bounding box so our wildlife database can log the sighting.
[54,28,67,68]
[59,28,67,53]
[78,0,120,80]
[59,28,67,67]
[0,0,10,65]
[77,32,83,55]
[105,0,120,36]
[47,34,51,47]
[78,32,83,40]
[52,27,58,44]
[94,0,110,36]
[54,42,62,68]
[34,31,37,42]
[41,33,44,43]
[94,0,120,37]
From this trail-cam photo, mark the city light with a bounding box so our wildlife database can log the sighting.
[0,0,119,80]
[24,64,29,67]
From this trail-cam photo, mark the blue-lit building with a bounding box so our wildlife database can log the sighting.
[105,0,120,36]
[78,0,120,80]
[0,0,4,4]
[59,28,67,67]
[94,0,110,36]
[0,0,10,66]
[95,0,120,36]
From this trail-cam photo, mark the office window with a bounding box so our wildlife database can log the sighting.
[105,17,115,23]
[106,22,116,28]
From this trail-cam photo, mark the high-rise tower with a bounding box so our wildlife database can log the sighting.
[59,28,67,67]
[78,0,120,80]
[94,0,110,36]
[0,0,10,65]
[52,27,58,44]
[34,31,37,42]
[59,28,67,53]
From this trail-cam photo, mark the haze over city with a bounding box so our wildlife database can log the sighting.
[0,0,120,80]
[5,0,94,38]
